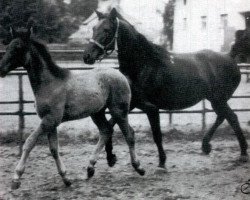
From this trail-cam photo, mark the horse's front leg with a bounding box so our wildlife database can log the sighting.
[138,102,166,169]
[47,129,71,186]
[105,101,137,167]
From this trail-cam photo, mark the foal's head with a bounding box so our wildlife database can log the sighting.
[83,8,119,64]
[0,28,31,77]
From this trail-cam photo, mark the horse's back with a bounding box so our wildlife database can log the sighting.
[175,49,240,101]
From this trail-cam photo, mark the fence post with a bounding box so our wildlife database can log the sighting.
[202,99,206,131]
[169,112,173,125]
[18,75,25,155]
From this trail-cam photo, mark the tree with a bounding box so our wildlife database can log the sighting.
[162,0,174,50]
[0,0,98,43]
[69,0,98,18]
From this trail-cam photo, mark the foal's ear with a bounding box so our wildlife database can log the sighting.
[95,10,105,20]
[109,8,117,21]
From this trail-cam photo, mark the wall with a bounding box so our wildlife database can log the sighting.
[173,0,250,53]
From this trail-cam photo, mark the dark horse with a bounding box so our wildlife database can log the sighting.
[230,28,250,62]
[0,28,145,189]
[83,8,249,169]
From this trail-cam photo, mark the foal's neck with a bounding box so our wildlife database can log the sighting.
[26,41,69,94]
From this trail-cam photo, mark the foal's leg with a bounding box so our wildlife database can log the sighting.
[202,115,225,154]
[87,110,113,179]
[11,116,55,189]
[110,105,145,176]
[47,129,71,186]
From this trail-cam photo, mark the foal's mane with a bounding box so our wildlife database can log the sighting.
[30,39,69,79]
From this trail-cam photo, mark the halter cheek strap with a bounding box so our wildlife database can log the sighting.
[89,18,120,61]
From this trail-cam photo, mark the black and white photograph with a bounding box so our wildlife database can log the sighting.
[0,0,250,199]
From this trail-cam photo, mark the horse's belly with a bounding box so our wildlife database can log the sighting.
[147,83,207,110]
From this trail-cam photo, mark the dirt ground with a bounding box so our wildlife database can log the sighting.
[0,126,250,200]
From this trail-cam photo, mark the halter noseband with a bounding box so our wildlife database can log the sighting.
[89,18,120,61]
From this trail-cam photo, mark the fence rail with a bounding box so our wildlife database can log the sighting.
[1,54,250,131]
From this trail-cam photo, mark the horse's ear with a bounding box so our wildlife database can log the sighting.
[109,8,117,21]
[10,27,17,38]
[95,10,105,20]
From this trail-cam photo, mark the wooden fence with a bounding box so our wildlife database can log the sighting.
[0,50,250,132]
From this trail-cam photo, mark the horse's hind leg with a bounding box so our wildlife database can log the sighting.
[47,129,71,186]
[87,110,113,179]
[202,115,225,154]
[212,102,248,161]
[110,104,145,176]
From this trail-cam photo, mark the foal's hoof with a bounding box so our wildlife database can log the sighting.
[239,155,249,163]
[87,166,95,179]
[63,178,72,187]
[136,167,146,176]
[202,142,211,155]
[107,154,117,167]
[11,180,21,190]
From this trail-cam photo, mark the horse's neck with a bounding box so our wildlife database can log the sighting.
[117,22,166,80]
[117,23,143,78]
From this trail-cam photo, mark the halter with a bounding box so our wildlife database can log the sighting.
[89,18,120,61]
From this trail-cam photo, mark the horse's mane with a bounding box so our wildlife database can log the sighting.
[30,39,69,79]
[116,12,171,64]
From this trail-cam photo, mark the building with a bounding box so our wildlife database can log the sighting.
[69,0,167,45]
[173,0,250,53]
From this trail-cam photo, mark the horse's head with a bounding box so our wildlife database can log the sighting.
[83,8,119,64]
[0,28,31,77]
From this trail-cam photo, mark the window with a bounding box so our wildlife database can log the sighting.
[220,14,228,28]
[183,18,187,30]
[201,16,207,30]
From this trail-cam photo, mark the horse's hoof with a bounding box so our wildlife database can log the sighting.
[87,166,95,179]
[239,155,249,163]
[107,154,117,167]
[63,178,72,187]
[11,180,21,190]
[202,142,211,155]
[136,168,145,176]
[158,163,166,169]
[154,167,167,175]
